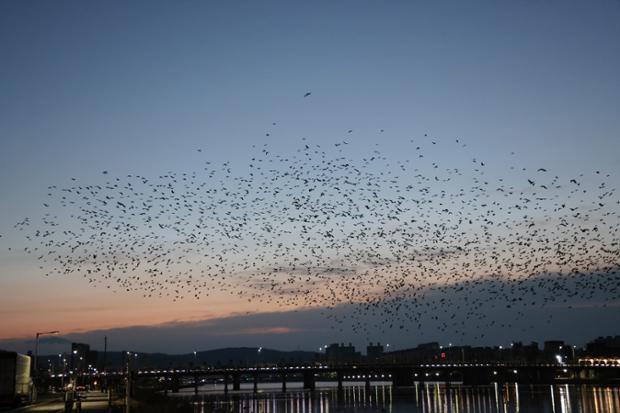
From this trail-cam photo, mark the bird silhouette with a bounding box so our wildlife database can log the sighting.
[6,111,620,338]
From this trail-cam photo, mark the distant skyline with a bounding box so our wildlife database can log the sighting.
[1,301,619,356]
[1,1,619,349]
[1,272,619,354]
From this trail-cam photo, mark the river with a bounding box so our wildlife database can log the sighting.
[165,382,620,413]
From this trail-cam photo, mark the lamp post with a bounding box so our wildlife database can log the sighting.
[70,349,77,390]
[34,331,59,375]
[59,355,66,390]
[33,330,59,398]
[125,352,131,413]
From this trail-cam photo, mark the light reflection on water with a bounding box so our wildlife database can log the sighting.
[178,383,620,413]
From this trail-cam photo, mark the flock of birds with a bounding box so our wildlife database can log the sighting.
[7,98,620,339]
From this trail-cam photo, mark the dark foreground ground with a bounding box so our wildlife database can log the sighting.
[2,392,121,413]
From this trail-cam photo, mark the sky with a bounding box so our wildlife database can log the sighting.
[0,0,619,355]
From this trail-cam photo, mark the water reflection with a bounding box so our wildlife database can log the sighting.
[180,383,620,413]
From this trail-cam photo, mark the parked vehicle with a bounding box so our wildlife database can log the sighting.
[0,351,35,406]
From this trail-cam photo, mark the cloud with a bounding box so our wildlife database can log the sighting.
[213,326,305,336]
[1,268,618,355]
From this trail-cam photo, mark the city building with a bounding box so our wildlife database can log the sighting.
[366,343,384,362]
[325,343,361,363]
[71,342,90,372]
[586,336,620,357]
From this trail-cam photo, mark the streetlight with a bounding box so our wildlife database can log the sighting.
[71,350,77,375]
[193,351,197,368]
[257,347,262,368]
[58,355,66,389]
[124,352,133,413]
[34,331,59,374]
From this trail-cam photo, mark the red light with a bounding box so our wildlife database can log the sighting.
[441,352,446,359]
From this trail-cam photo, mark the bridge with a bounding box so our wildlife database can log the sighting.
[132,362,620,393]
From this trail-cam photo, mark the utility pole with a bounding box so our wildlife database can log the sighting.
[125,351,132,413]
[103,336,107,392]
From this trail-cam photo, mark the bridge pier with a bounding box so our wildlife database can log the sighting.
[578,368,595,382]
[233,373,241,391]
[392,369,414,387]
[224,375,228,394]
[171,376,180,393]
[303,371,315,391]
[253,374,258,393]
[462,367,491,386]
[163,374,169,395]
[337,371,344,392]
[365,375,371,391]
[194,373,199,395]
[281,373,287,392]
[530,368,555,384]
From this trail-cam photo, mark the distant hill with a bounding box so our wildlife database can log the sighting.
[37,347,319,370]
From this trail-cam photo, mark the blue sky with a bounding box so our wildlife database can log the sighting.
[0,0,619,351]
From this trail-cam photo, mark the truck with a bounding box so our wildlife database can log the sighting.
[0,351,35,406]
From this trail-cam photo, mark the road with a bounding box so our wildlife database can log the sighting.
[5,392,114,413]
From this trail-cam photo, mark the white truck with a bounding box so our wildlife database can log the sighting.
[0,351,35,406]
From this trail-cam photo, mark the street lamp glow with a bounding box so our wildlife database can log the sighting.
[38,330,60,336]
